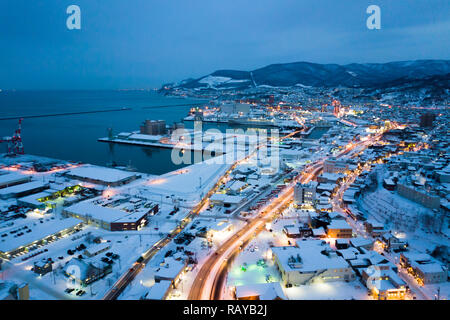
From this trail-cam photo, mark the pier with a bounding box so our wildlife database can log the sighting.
[0,107,132,121]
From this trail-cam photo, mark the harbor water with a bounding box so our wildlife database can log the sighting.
[0,90,206,175]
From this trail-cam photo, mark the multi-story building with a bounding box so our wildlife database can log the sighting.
[294,181,317,207]
[364,221,387,237]
[64,201,158,231]
[400,253,447,285]
[326,219,353,238]
[361,267,407,300]
[323,157,348,174]
[140,120,167,135]
[271,241,355,287]
[397,177,441,209]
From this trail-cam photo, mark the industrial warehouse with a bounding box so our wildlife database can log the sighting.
[63,197,159,231]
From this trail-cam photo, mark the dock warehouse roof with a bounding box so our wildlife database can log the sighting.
[0,181,49,199]
[65,165,139,186]
[64,202,147,224]
[0,171,31,188]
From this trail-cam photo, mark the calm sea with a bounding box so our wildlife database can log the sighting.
[0,90,207,175]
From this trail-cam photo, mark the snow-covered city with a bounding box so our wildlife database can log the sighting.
[0,2,449,316]
[1,89,449,302]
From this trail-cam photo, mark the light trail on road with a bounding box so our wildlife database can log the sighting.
[188,131,385,300]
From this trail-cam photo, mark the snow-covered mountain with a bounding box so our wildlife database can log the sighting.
[166,60,450,90]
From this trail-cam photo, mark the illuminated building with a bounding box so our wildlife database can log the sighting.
[271,241,355,286]
[64,258,112,286]
[294,181,317,206]
[362,268,407,300]
[140,119,167,135]
[326,219,353,238]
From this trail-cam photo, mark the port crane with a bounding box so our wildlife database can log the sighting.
[0,118,24,155]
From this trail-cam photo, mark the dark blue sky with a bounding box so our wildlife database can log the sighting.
[0,0,449,89]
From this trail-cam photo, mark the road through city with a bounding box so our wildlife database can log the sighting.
[187,134,382,300]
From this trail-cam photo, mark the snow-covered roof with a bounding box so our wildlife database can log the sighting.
[401,252,431,263]
[272,240,350,273]
[228,180,247,192]
[145,160,230,202]
[413,262,445,274]
[350,237,373,248]
[336,248,359,260]
[66,165,137,184]
[319,172,344,182]
[17,191,53,207]
[317,183,336,192]
[210,193,243,204]
[64,258,100,281]
[312,227,326,236]
[65,202,146,224]
[210,220,232,232]
[327,219,352,230]
[235,282,287,300]
[83,242,111,255]
[348,258,370,268]
[66,202,126,223]
[154,258,186,280]
[144,280,172,300]
[0,217,81,253]
[0,181,48,197]
[0,171,31,186]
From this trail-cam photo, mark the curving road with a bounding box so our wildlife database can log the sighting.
[187,133,383,300]
[188,164,321,300]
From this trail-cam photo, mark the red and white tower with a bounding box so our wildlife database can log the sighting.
[0,118,24,155]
